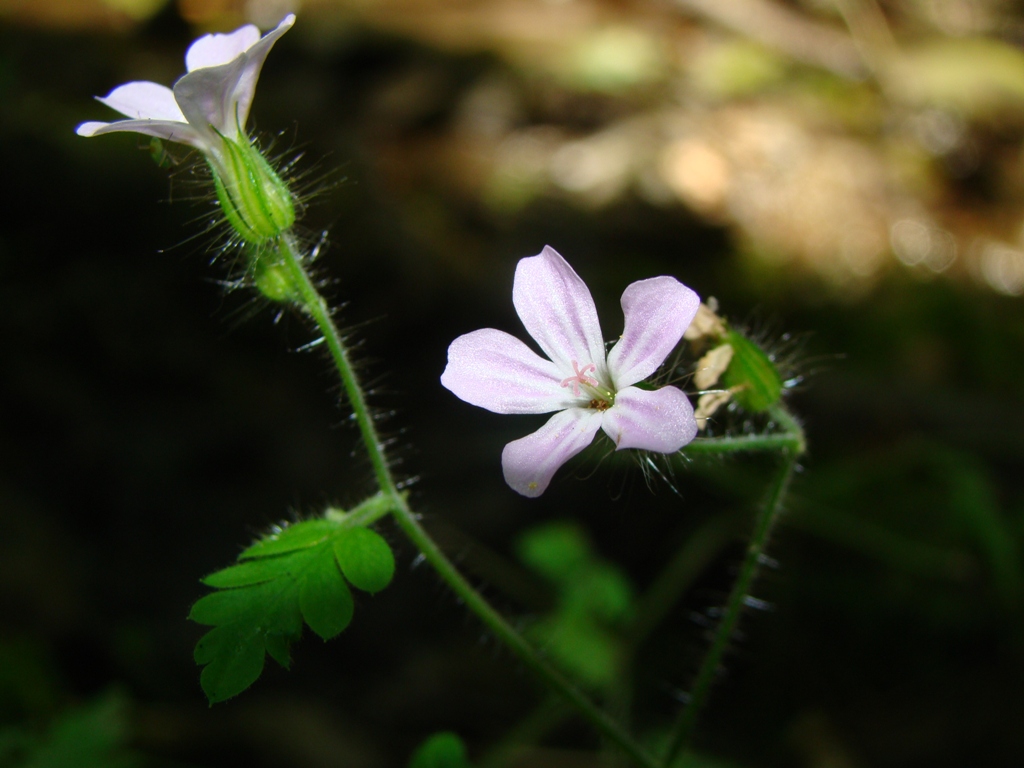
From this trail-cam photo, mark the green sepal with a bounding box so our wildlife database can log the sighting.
[333,528,396,593]
[191,498,395,703]
[408,732,472,768]
[210,134,295,245]
[719,330,783,412]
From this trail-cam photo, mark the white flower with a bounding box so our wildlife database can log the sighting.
[76,14,295,171]
[441,246,700,497]
[76,15,297,244]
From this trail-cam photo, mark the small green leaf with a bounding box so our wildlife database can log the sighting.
[189,589,256,627]
[516,521,591,583]
[193,504,396,703]
[567,566,634,624]
[409,732,471,768]
[720,331,782,413]
[202,556,299,588]
[300,551,355,640]
[197,625,266,704]
[334,528,395,593]
[239,519,338,559]
[530,615,619,689]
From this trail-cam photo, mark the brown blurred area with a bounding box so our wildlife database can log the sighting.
[12,0,1024,294]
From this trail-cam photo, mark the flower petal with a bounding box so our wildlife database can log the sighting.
[441,329,580,414]
[512,246,608,382]
[75,118,205,149]
[502,408,603,497]
[96,81,186,122]
[173,14,294,140]
[186,25,261,72]
[606,276,700,388]
[601,386,696,453]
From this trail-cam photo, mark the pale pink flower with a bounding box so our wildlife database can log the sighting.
[441,246,700,497]
[76,14,295,172]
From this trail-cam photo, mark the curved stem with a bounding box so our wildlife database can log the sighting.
[276,235,394,494]
[662,406,803,766]
[390,497,658,768]
[271,235,658,768]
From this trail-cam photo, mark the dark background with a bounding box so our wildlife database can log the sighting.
[3,0,1024,766]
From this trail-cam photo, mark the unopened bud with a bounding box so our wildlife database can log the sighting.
[719,330,782,412]
[252,253,300,303]
[212,136,295,244]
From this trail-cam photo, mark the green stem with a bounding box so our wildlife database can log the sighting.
[391,500,659,768]
[683,408,806,457]
[626,512,745,654]
[662,407,803,767]
[271,234,658,768]
[276,235,394,494]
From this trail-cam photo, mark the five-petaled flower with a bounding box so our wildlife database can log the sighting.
[441,246,700,497]
[76,15,297,243]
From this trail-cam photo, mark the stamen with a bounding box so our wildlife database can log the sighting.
[560,360,598,397]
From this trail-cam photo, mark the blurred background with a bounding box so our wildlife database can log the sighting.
[3,0,1024,765]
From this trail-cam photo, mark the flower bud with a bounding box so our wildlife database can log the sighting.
[212,136,295,244]
[252,252,300,302]
[719,330,782,412]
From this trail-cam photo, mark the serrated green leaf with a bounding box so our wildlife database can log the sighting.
[300,551,355,640]
[408,731,471,768]
[202,556,301,588]
[334,528,395,593]
[239,519,339,560]
[197,625,266,704]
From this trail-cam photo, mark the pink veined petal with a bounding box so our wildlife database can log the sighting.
[600,386,696,453]
[185,24,261,72]
[501,408,603,497]
[74,118,206,149]
[606,276,700,389]
[512,246,609,384]
[173,14,295,140]
[441,329,580,414]
[96,81,186,122]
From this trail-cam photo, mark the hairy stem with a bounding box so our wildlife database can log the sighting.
[271,234,658,768]
[684,407,806,457]
[662,406,803,766]
[276,235,394,494]
[390,498,658,768]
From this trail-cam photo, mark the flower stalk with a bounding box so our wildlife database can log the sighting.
[662,406,803,767]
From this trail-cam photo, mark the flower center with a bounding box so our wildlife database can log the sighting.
[560,361,598,396]
[561,360,615,408]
